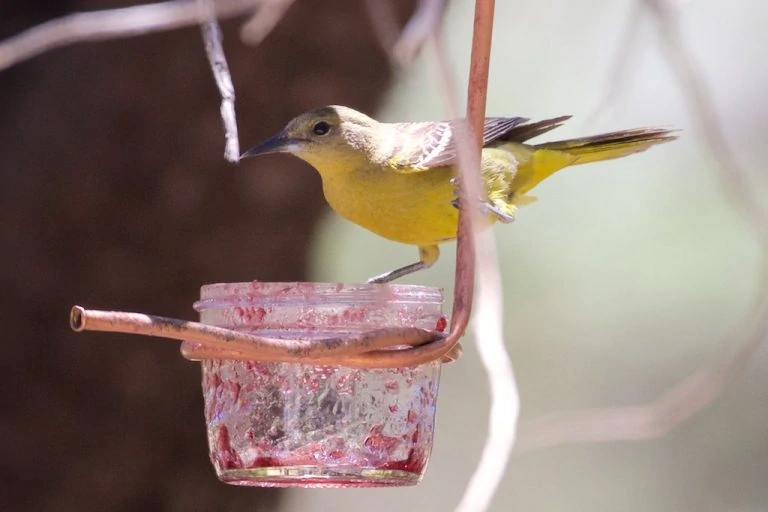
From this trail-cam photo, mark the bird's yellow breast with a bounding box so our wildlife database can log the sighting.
[320,163,459,246]
[305,144,534,247]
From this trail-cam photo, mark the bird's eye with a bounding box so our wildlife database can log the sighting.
[313,121,331,136]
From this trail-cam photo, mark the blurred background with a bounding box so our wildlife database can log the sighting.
[1,0,766,511]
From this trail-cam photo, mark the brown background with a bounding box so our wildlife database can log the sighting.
[0,1,415,509]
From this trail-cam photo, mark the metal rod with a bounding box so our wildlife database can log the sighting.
[71,306,445,367]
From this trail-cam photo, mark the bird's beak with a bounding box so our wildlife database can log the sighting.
[240,130,303,159]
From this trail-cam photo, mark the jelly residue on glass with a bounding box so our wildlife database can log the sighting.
[197,282,445,487]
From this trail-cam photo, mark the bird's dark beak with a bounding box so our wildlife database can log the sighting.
[240,130,301,159]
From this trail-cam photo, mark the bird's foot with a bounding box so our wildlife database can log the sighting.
[367,261,427,283]
[451,197,516,223]
[449,177,515,223]
[484,202,516,223]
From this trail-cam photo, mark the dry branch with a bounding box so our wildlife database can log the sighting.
[198,0,240,161]
[584,0,647,125]
[364,0,448,66]
[517,0,768,454]
[0,0,263,72]
[425,0,521,510]
[238,0,295,46]
[393,0,447,65]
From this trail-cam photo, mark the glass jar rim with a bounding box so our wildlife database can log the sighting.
[194,281,444,312]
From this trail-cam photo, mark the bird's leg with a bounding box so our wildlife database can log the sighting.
[367,262,427,284]
[450,177,516,223]
[367,245,440,283]
[479,201,516,223]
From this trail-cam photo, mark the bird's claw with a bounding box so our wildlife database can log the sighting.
[451,182,516,223]
[451,198,515,223]
[483,203,516,223]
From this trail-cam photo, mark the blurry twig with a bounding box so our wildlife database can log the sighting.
[364,0,447,66]
[393,0,447,65]
[515,286,768,452]
[516,0,768,455]
[0,0,264,72]
[459,1,519,509]
[238,0,295,46]
[584,0,647,126]
[648,0,768,234]
[198,0,240,161]
[427,0,519,510]
[364,0,401,57]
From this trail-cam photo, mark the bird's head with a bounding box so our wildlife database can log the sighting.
[241,105,383,175]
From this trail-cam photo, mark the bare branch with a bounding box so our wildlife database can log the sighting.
[0,0,263,72]
[426,0,520,509]
[198,0,240,161]
[647,0,768,237]
[515,274,768,452]
[584,0,647,126]
[363,0,402,58]
[238,0,295,46]
[458,0,520,505]
[393,0,447,65]
[517,0,768,455]
[364,0,447,66]
[459,229,518,512]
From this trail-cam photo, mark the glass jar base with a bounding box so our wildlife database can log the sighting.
[217,466,421,488]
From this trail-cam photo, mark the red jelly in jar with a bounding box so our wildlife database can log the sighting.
[195,282,445,488]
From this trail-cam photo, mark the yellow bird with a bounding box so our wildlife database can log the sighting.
[242,106,676,283]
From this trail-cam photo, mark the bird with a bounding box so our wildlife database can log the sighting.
[242,105,676,283]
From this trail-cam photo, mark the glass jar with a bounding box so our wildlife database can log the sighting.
[194,282,446,488]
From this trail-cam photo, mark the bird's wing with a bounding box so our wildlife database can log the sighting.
[386,117,530,172]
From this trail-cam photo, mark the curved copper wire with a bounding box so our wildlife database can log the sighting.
[69,0,492,368]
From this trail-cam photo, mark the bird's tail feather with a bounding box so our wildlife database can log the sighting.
[502,115,573,142]
[511,126,677,195]
[534,127,678,165]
